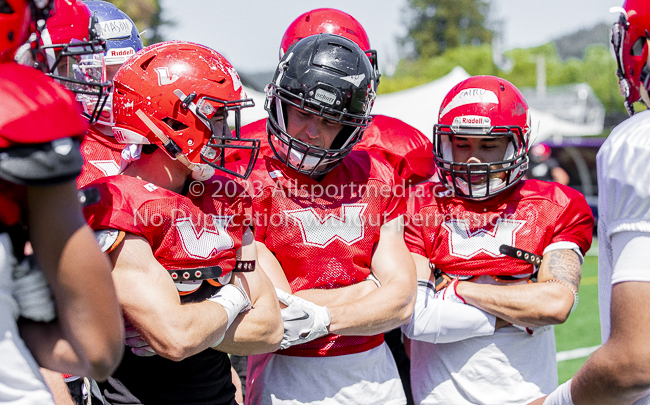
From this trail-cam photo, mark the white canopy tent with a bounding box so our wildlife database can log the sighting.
[234,66,604,144]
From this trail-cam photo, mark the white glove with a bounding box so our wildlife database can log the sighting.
[207,279,252,347]
[275,288,331,350]
[434,278,466,304]
[510,323,552,337]
[12,259,56,322]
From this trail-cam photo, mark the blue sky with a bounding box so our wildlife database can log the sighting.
[161,0,620,74]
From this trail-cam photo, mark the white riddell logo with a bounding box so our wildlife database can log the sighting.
[89,160,120,176]
[443,218,526,259]
[286,204,367,248]
[155,67,180,86]
[175,216,234,259]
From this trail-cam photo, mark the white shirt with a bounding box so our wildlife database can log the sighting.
[0,233,55,405]
[408,275,558,405]
[246,342,405,405]
[596,111,650,405]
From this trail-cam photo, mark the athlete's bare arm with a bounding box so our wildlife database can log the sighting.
[325,216,416,336]
[456,249,580,327]
[213,228,282,356]
[109,233,232,361]
[18,181,123,380]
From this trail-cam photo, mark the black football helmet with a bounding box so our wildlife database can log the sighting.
[265,33,376,177]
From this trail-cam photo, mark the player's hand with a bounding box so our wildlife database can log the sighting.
[434,278,466,304]
[12,259,56,322]
[124,320,157,357]
[510,323,552,337]
[275,288,331,350]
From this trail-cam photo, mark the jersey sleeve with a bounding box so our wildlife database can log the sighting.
[253,187,271,244]
[549,187,594,255]
[598,115,650,239]
[381,164,407,224]
[82,182,142,235]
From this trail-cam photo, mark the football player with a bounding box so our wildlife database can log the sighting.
[79,41,281,404]
[535,1,650,404]
[76,0,144,188]
[238,33,416,405]
[0,0,123,403]
[39,0,111,124]
[229,8,435,187]
[402,75,594,405]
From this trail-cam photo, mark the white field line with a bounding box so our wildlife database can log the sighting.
[556,345,601,362]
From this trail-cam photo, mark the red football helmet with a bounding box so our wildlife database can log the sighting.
[280,8,379,83]
[529,142,552,164]
[112,41,259,180]
[611,0,650,115]
[41,0,110,123]
[433,76,530,200]
[0,0,54,63]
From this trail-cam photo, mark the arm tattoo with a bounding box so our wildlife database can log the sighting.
[546,249,581,289]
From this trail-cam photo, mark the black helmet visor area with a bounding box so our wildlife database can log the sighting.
[432,125,529,200]
[188,94,259,180]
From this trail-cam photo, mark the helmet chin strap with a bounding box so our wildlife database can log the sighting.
[135,109,214,181]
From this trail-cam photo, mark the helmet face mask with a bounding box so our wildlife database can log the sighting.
[266,34,375,177]
[42,0,110,123]
[80,0,144,126]
[434,76,530,200]
[1,0,54,63]
[611,1,650,116]
[112,41,259,180]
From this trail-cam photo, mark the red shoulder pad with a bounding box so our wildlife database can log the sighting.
[0,64,87,149]
[227,118,271,164]
[357,115,435,185]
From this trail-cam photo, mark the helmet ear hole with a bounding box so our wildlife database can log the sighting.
[140,55,155,71]
[162,117,189,132]
[0,2,14,14]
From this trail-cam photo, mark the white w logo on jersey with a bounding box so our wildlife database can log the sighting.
[175,216,234,259]
[154,67,180,86]
[443,218,526,259]
[89,160,120,177]
[286,204,367,248]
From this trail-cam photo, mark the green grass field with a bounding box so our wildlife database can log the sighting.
[555,252,601,383]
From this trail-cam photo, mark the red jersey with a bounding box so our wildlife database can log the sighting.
[1,63,87,227]
[83,175,249,300]
[0,63,86,148]
[405,180,594,277]
[77,127,124,188]
[244,152,405,357]
[231,115,435,186]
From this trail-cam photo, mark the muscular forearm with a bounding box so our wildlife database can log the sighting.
[215,299,282,356]
[458,281,574,327]
[327,278,415,336]
[129,300,231,361]
[570,344,650,405]
[28,183,123,379]
[294,279,378,307]
[19,321,93,378]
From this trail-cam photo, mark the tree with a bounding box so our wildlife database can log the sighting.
[105,0,172,44]
[404,0,493,59]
